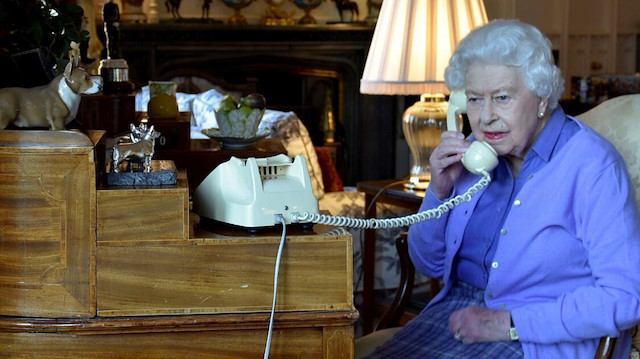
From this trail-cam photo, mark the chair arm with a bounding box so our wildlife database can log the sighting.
[594,336,616,359]
[375,233,415,331]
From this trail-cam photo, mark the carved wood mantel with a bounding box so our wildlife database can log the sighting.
[118,24,397,184]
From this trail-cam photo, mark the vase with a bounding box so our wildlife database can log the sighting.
[293,0,324,24]
[221,0,255,25]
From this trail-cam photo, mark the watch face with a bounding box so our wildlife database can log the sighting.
[509,327,519,341]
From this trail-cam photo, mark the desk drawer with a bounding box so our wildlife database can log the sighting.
[96,171,189,242]
[96,231,353,317]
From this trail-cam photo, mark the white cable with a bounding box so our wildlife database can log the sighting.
[294,171,491,229]
[264,214,287,359]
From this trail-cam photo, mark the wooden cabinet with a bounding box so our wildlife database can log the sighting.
[0,130,97,318]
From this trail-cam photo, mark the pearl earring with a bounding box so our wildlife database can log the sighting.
[538,111,545,118]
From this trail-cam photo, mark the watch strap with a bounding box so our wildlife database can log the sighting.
[509,314,519,341]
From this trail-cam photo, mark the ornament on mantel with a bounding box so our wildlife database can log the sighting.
[331,0,359,22]
[292,0,325,25]
[221,0,256,25]
[203,0,213,19]
[263,0,296,25]
[364,0,382,24]
[165,0,182,19]
[121,0,147,23]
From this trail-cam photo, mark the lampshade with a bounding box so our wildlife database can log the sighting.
[360,0,488,95]
[360,0,488,189]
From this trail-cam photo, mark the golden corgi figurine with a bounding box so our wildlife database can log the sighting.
[0,59,96,130]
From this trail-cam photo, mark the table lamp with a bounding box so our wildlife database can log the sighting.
[360,0,487,189]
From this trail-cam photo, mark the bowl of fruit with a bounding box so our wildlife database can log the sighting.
[202,93,269,149]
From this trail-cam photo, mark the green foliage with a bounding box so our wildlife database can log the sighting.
[0,0,89,74]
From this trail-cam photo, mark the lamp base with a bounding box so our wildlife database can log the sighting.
[402,93,447,190]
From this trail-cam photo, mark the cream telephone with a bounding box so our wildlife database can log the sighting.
[193,154,319,228]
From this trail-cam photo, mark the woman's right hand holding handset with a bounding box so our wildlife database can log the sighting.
[429,131,471,200]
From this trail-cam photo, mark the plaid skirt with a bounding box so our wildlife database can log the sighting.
[365,281,524,359]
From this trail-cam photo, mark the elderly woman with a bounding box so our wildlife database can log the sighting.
[364,19,640,359]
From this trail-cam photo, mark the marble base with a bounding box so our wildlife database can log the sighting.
[106,160,177,186]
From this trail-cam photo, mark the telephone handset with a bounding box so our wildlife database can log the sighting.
[446,91,499,175]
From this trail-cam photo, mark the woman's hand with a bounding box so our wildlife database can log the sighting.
[429,131,470,200]
[448,306,511,343]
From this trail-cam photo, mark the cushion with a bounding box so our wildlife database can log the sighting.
[576,94,640,208]
[314,146,344,192]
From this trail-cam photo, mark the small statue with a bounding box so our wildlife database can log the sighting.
[165,0,182,19]
[202,0,212,19]
[103,0,121,59]
[332,0,359,22]
[111,124,161,173]
[365,0,382,24]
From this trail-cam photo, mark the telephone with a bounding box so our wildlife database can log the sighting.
[446,90,499,175]
[192,154,319,228]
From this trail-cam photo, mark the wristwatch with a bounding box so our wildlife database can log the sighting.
[509,314,519,341]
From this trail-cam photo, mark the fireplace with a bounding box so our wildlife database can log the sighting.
[118,24,397,185]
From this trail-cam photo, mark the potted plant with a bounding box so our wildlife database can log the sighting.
[0,0,88,87]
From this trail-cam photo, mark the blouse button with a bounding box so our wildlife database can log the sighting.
[492,261,499,269]
[500,228,507,235]
[513,199,521,206]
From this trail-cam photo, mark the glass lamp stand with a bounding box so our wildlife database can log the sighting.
[402,94,448,190]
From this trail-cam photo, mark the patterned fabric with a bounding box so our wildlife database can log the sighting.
[365,281,524,359]
[319,189,430,291]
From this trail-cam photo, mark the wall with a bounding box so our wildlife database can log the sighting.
[99,0,375,26]
[484,0,640,98]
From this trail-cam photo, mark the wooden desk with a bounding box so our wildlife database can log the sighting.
[356,179,424,335]
[0,222,357,358]
[0,130,356,358]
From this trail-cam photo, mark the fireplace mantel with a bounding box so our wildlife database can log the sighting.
[119,24,397,185]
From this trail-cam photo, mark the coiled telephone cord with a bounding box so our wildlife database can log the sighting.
[294,171,491,229]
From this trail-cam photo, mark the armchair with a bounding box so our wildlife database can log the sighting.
[355,94,640,359]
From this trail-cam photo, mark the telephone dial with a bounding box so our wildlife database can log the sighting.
[193,91,499,230]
